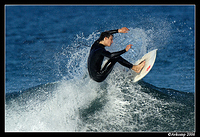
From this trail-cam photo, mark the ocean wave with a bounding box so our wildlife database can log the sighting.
[5,27,194,132]
[5,77,194,132]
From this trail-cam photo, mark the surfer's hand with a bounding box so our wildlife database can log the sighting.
[125,44,133,52]
[118,27,130,33]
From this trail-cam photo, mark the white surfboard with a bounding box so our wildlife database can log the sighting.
[132,49,157,82]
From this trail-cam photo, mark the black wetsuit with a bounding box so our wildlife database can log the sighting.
[87,29,133,82]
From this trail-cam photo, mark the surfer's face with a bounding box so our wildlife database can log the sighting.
[104,35,113,47]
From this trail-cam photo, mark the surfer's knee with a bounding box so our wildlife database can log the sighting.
[92,76,106,82]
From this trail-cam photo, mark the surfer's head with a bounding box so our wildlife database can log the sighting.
[99,31,113,47]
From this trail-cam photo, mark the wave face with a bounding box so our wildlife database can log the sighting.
[5,28,194,132]
[5,79,194,132]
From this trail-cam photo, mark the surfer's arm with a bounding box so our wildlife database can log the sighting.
[100,44,132,58]
[107,29,119,35]
[101,49,126,59]
[118,27,130,33]
[107,27,129,35]
[125,44,133,52]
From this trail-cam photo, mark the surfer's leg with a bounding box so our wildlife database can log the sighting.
[95,57,145,82]
[116,56,133,69]
[116,56,145,73]
[132,60,145,73]
[95,58,118,82]
[100,58,117,75]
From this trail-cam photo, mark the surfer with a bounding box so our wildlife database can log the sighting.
[87,27,145,82]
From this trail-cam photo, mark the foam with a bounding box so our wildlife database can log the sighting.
[6,78,100,131]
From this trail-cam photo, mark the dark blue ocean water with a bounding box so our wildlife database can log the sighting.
[6,5,195,93]
[5,5,195,132]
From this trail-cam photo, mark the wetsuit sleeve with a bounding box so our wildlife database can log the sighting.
[101,49,126,59]
[107,29,118,35]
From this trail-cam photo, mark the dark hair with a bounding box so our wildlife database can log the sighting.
[98,31,113,41]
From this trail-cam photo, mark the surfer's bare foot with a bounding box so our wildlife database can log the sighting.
[132,61,145,73]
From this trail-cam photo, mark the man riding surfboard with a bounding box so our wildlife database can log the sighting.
[87,27,145,82]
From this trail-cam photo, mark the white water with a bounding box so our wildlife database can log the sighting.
[6,76,192,132]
